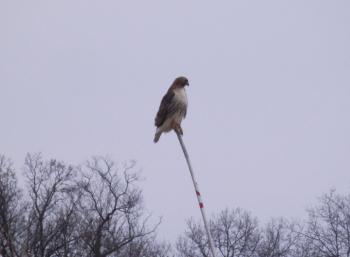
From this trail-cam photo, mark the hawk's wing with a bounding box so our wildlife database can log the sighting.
[155,90,175,127]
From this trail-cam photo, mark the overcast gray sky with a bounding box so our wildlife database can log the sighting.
[1,0,350,241]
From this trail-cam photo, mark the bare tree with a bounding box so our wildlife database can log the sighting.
[3,153,350,257]
[212,209,260,257]
[299,191,350,257]
[177,219,212,257]
[119,236,173,257]
[258,218,299,257]
[292,231,322,257]
[0,154,166,257]
[76,157,159,257]
[0,155,26,257]
[177,208,261,257]
[142,239,172,257]
[24,153,79,257]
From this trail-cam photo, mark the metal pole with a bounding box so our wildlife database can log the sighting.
[175,131,217,257]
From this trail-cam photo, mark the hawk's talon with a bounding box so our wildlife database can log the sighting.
[178,126,184,135]
[174,125,183,135]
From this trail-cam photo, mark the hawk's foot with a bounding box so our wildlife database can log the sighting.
[174,125,183,135]
[178,126,183,135]
[171,121,183,135]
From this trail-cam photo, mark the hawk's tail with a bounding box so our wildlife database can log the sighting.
[154,131,162,143]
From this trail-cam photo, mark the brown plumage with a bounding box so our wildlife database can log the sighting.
[154,76,189,143]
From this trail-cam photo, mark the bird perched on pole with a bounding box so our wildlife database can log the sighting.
[154,76,189,143]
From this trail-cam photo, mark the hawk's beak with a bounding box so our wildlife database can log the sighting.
[186,82,189,86]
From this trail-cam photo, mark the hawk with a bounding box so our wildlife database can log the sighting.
[154,76,189,143]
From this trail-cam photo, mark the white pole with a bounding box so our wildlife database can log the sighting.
[175,131,217,257]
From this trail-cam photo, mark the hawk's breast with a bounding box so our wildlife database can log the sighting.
[172,88,187,122]
[174,88,188,107]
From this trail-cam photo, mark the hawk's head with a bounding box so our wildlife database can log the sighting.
[173,76,189,88]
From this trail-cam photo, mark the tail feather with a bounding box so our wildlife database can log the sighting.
[154,132,161,143]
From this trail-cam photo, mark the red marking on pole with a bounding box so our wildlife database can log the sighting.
[199,202,204,208]
[196,191,201,196]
